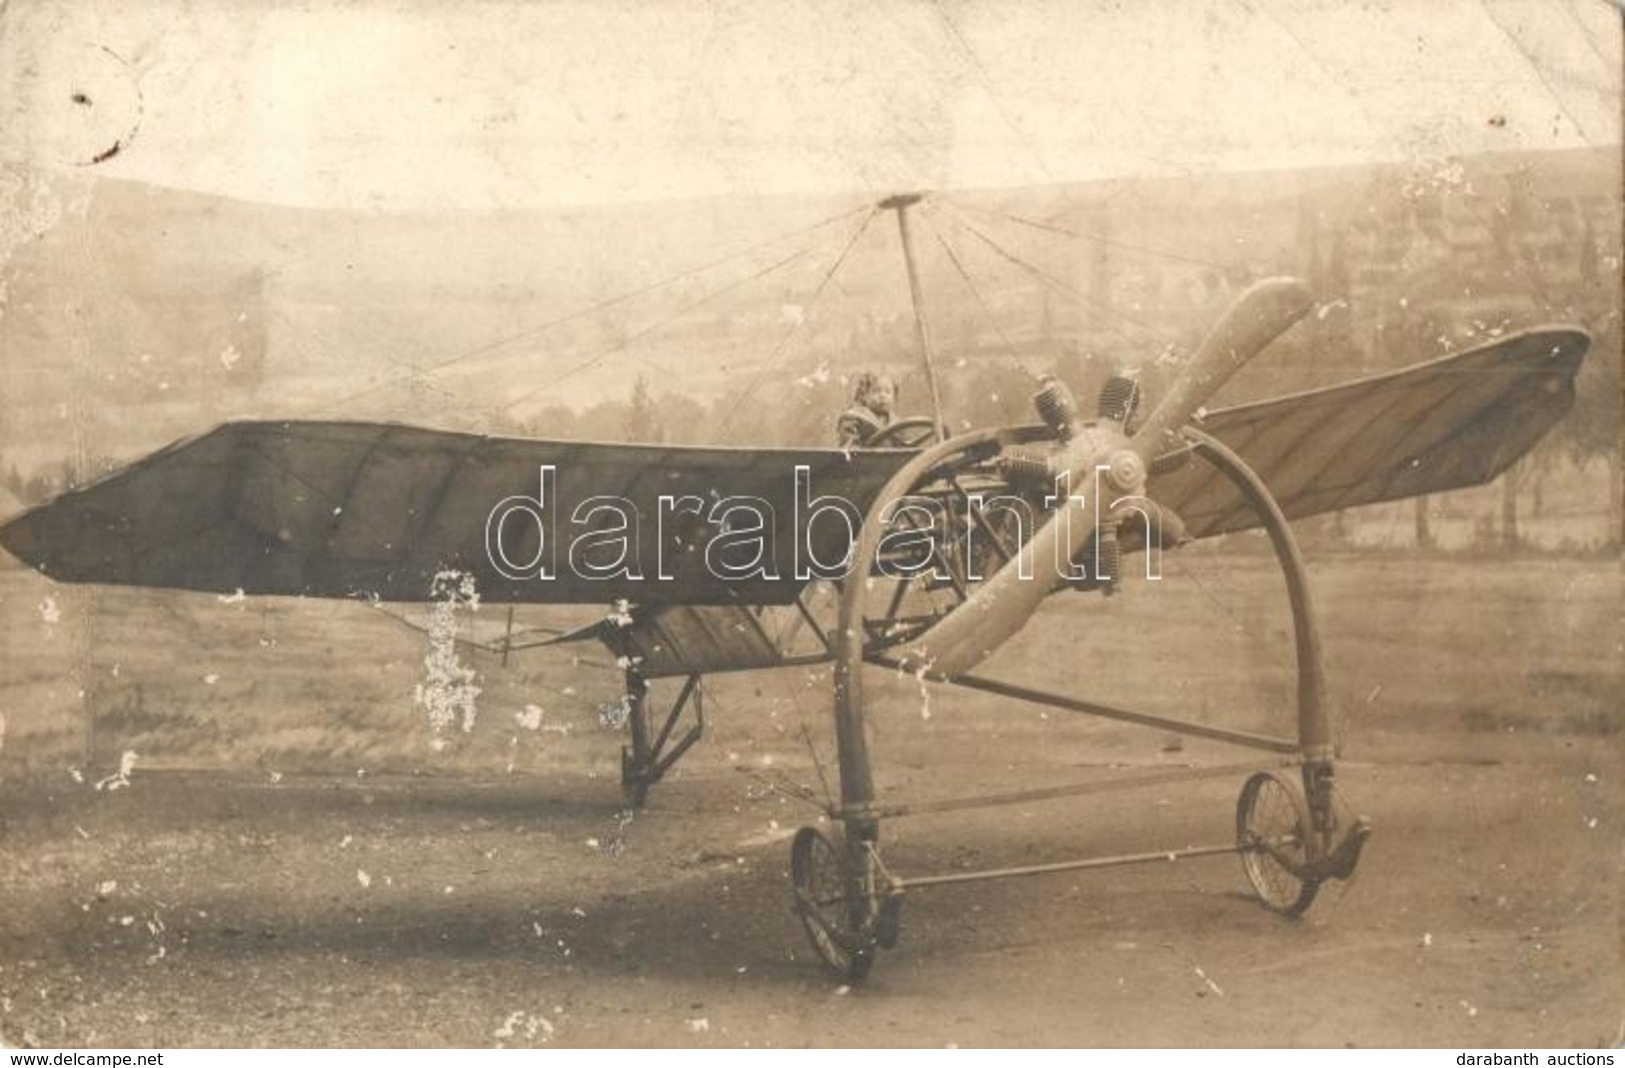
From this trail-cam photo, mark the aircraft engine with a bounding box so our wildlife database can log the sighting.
[895,277,1314,680]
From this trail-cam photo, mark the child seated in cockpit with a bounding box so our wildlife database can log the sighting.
[836,372,899,448]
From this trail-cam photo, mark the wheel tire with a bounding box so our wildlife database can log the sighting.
[790,827,877,980]
[1236,771,1321,917]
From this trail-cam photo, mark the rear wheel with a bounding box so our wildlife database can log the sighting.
[790,826,877,980]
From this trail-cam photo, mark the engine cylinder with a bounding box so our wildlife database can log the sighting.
[1097,369,1141,426]
[1032,375,1080,440]
[999,448,1055,484]
[1095,527,1122,594]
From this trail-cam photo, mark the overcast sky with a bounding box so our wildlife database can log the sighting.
[1,0,1620,211]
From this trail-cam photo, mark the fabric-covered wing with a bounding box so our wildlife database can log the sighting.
[1150,327,1590,539]
[0,422,910,605]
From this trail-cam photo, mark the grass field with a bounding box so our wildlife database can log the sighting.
[0,545,1617,782]
[0,543,1619,1046]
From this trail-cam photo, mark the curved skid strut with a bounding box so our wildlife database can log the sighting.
[799,421,1369,979]
[1184,427,1368,874]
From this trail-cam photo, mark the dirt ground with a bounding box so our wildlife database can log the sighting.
[0,553,1619,1047]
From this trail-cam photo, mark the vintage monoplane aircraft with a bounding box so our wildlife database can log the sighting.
[0,193,1591,979]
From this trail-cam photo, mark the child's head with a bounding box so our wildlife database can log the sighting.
[853,372,898,417]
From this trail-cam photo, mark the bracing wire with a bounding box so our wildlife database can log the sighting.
[1165,553,1296,676]
[308,203,874,416]
[499,246,815,414]
[916,204,1025,364]
[938,202,1180,349]
[718,206,881,440]
[949,196,1241,272]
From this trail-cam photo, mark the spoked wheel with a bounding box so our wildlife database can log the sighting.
[1236,770,1320,917]
[790,826,878,980]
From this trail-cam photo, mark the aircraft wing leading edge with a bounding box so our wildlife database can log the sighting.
[0,423,909,605]
[1153,327,1590,539]
[0,327,1590,605]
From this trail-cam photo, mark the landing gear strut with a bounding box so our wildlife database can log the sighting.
[619,668,704,809]
[788,423,1370,979]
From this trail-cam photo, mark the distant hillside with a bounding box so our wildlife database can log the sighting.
[0,145,1617,476]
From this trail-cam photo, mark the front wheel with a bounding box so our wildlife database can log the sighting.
[1236,771,1320,917]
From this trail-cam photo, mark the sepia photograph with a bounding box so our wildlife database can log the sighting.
[0,0,1619,1050]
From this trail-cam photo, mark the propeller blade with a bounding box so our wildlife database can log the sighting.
[1130,277,1314,460]
[895,504,1077,678]
[893,278,1312,680]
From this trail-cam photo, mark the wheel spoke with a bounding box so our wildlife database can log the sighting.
[1237,771,1320,917]
[790,826,878,979]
